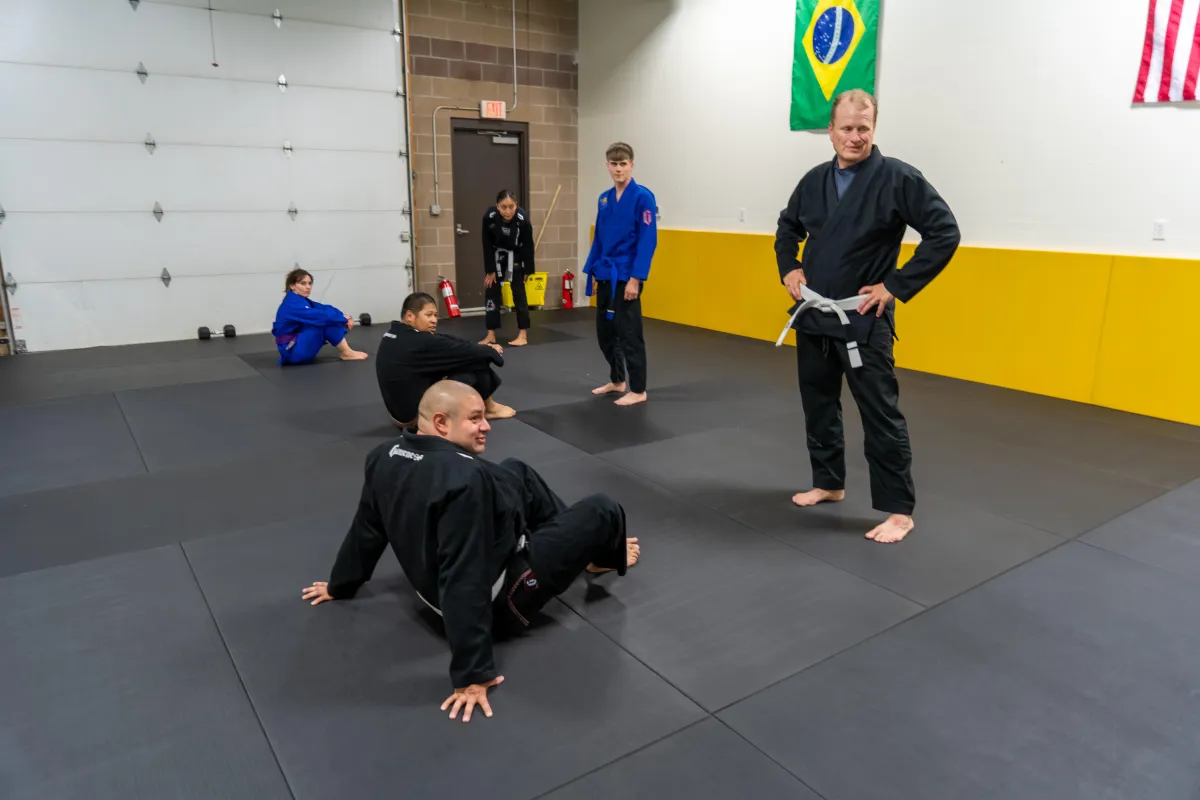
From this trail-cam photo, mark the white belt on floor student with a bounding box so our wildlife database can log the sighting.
[775,285,869,369]
[415,534,527,616]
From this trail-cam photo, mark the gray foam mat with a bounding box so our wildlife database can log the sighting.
[1081,477,1200,583]
[0,439,370,578]
[0,546,290,800]
[0,393,146,498]
[0,354,260,407]
[542,718,821,799]
[544,456,922,710]
[182,512,706,800]
[600,426,1066,606]
[720,543,1200,800]
[115,376,346,471]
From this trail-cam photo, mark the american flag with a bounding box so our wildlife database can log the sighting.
[1133,0,1200,103]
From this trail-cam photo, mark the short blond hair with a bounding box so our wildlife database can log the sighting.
[830,89,877,125]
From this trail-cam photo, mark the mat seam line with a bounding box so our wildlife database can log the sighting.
[525,716,711,800]
[588,450,934,607]
[708,537,1076,716]
[113,391,151,474]
[711,716,831,800]
[179,544,297,800]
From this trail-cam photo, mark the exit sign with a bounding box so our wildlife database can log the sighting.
[480,100,507,119]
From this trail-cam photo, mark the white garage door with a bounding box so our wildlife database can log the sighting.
[0,0,413,352]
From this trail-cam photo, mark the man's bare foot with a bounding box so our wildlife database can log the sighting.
[592,382,626,395]
[479,333,498,345]
[791,488,845,507]
[484,399,516,419]
[339,349,369,361]
[866,514,914,544]
[508,332,527,347]
[614,391,647,406]
[587,538,640,574]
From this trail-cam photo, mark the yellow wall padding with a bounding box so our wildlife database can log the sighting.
[583,226,1197,427]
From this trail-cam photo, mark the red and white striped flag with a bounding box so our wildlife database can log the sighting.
[1134,0,1200,102]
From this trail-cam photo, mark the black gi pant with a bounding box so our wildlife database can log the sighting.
[594,279,647,394]
[484,266,531,331]
[492,458,628,632]
[447,367,502,403]
[795,319,915,516]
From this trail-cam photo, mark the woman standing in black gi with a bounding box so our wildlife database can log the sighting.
[479,190,535,347]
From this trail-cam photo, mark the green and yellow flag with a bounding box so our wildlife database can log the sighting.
[789,0,880,131]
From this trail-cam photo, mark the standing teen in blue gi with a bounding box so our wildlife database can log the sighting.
[271,268,368,365]
[582,141,658,407]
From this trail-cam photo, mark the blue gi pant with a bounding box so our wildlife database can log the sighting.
[279,323,347,366]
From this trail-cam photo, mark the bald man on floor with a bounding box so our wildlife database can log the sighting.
[301,380,640,723]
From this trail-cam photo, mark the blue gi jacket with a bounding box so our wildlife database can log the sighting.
[271,290,348,342]
[581,179,658,298]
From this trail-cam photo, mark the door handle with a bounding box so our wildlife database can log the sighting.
[455,224,469,235]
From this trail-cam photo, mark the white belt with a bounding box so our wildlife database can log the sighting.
[414,534,526,616]
[495,249,514,282]
[775,285,869,369]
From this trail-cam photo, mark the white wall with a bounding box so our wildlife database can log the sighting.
[0,0,413,352]
[578,0,1200,260]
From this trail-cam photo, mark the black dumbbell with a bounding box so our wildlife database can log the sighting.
[198,324,237,340]
[358,313,372,327]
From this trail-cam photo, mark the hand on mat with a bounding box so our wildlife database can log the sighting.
[624,278,640,301]
[783,268,807,301]
[857,283,894,318]
[485,273,497,288]
[302,581,335,606]
[487,343,503,355]
[441,676,504,722]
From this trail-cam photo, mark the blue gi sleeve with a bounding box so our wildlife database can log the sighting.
[277,292,348,327]
[581,200,602,277]
[631,190,658,281]
[885,169,961,303]
[436,468,499,689]
[327,452,389,599]
[774,179,808,281]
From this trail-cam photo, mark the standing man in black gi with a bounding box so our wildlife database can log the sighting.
[774,89,961,544]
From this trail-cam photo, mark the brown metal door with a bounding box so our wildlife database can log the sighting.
[450,122,526,310]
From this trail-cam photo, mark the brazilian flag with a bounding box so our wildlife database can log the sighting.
[790,0,880,131]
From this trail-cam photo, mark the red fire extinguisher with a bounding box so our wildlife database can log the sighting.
[561,271,575,309]
[437,276,461,318]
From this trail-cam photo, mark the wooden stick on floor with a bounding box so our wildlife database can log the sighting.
[535,184,563,253]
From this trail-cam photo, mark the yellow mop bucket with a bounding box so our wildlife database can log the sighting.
[502,272,548,308]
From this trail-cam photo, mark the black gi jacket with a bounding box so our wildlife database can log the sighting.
[482,207,535,276]
[774,145,961,342]
[327,432,527,689]
[375,322,503,422]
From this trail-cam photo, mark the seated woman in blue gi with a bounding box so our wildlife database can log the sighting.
[271,268,369,365]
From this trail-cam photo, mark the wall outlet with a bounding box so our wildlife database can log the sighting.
[1153,220,1167,241]
[738,208,746,223]
[430,203,441,216]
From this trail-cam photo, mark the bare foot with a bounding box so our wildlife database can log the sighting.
[479,334,497,345]
[508,333,527,347]
[791,488,845,507]
[587,538,640,573]
[339,349,369,361]
[866,514,914,544]
[592,382,627,395]
[484,399,516,419]
[614,392,647,406]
